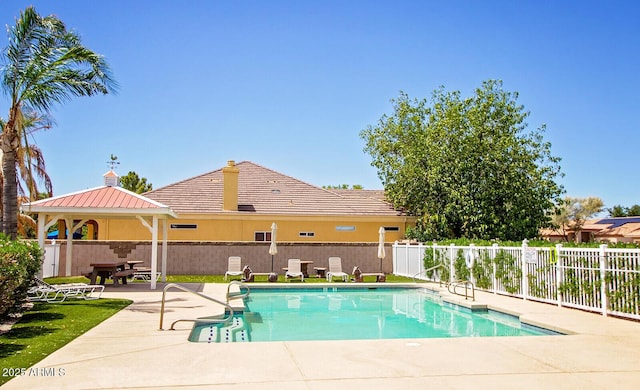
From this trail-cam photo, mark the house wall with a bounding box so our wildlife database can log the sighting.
[94,214,414,243]
[57,241,393,277]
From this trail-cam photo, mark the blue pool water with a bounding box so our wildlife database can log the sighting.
[189,287,560,343]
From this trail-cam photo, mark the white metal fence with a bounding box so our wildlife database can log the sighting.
[393,241,640,320]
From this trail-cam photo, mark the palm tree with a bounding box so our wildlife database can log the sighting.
[1,7,117,239]
[0,112,53,237]
[15,110,53,199]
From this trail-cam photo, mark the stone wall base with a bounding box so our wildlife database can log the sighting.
[56,241,391,277]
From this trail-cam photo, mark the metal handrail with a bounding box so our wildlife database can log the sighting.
[447,280,475,301]
[159,283,235,330]
[226,280,250,302]
[412,263,444,282]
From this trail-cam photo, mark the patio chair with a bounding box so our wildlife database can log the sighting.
[131,267,161,282]
[27,277,104,303]
[285,259,304,282]
[326,256,348,282]
[224,256,244,280]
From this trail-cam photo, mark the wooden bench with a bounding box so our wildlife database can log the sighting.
[84,270,111,283]
[356,273,386,283]
[113,269,136,284]
[247,272,278,282]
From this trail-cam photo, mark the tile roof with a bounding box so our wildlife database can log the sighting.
[144,161,404,216]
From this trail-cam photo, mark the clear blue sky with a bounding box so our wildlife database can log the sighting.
[1,1,639,210]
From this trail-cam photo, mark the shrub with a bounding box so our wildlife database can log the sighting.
[0,236,42,320]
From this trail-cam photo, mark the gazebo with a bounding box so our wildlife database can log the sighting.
[21,171,177,289]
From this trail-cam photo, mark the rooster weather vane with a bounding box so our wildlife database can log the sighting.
[107,154,120,170]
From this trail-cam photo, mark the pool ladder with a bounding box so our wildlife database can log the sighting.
[447,280,475,301]
[159,281,250,330]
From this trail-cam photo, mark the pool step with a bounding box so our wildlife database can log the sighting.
[195,317,250,343]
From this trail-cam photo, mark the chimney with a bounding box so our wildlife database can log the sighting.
[222,160,239,211]
[103,170,119,187]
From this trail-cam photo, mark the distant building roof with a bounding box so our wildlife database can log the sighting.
[594,221,640,238]
[144,161,404,216]
[540,217,640,242]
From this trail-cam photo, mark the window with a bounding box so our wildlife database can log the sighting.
[255,231,272,242]
[299,232,315,237]
[383,226,400,232]
[170,224,197,229]
[336,226,356,231]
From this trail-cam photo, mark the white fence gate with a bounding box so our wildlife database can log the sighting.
[42,242,61,278]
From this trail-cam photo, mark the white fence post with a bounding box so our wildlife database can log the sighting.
[469,243,475,284]
[555,243,563,307]
[522,239,529,301]
[402,241,408,276]
[492,243,498,295]
[449,243,455,283]
[599,244,608,317]
[418,242,425,279]
[392,241,398,275]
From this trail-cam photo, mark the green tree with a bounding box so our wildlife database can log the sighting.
[360,80,564,240]
[552,196,604,242]
[628,205,640,216]
[608,205,628,217]
[0,111,52,237]
[120,171,153,194]
[607,204,640,217]
[0,7,117,239]
[322,184,364,190]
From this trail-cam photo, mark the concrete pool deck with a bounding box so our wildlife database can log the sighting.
[3,282,640,389]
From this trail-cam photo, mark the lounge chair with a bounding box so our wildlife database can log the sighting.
[131,267,161,282]
[27,277,104,303]
[224,256,244,280]
[285,259,304,282]
[326,256,348,282]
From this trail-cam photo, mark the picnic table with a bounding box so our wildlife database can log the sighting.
[127,260,144,269]
[89,261,134,286]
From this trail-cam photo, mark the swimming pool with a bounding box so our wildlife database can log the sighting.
[189,287,560,343]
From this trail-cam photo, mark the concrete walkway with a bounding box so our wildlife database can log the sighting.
[3,282,640,389]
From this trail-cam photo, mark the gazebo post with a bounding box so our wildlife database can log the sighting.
[161,219,168,283]
[150,216,159,290]
[65,217,73,276]
[37,214,46,278]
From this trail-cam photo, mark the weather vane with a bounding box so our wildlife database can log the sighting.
[107,154,120,170]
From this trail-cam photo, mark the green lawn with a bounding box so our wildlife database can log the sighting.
[0,298,131,386]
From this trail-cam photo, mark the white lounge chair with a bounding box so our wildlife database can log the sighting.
[326,256,348,282]
[131,267,161,282]
[285,259,304,282]
[27,278,104,303]
[224,256,244,280]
